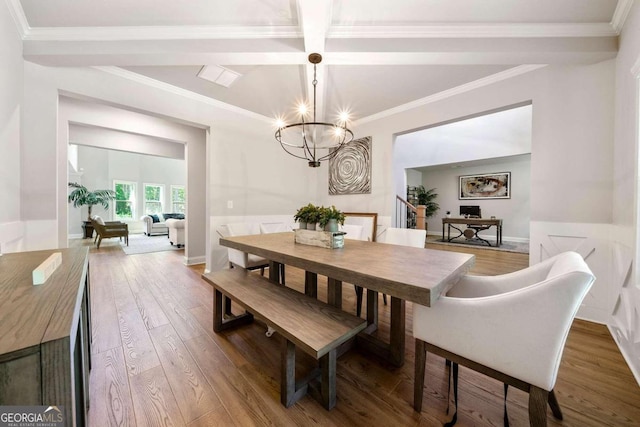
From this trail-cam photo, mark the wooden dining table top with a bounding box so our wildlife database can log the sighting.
[219,232,475,307]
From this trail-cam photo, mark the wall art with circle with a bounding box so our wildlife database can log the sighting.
[328,136,372,195]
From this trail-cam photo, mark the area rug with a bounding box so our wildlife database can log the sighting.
[120,233,181,255]
[429,238,529,254]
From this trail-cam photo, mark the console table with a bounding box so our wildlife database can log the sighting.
[442,217,503,247]
[0,247,91,426]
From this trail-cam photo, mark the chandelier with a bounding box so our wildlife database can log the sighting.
[274,53,354,167]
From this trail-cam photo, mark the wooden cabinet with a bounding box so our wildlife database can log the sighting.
[0,248,91,426]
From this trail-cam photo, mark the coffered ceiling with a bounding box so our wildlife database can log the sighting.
[9,0,631,123]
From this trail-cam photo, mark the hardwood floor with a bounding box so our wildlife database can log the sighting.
[73,237,640,426]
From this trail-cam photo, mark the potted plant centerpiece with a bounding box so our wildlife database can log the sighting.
[294,203,321,230]
[319,205,346,232]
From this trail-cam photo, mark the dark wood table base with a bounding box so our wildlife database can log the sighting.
[270,260,405,367]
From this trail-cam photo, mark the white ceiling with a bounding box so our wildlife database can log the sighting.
[11,0,629,124]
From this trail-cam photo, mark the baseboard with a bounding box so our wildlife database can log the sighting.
[68,234,84,239]
[608,324,640,386]
[185,255,205,265]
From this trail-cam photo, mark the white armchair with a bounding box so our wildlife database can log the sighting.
[383,227,426,248]
[217,223,269,274]
[413,251,595,426]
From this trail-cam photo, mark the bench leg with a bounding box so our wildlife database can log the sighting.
[320,349,337,410]
[281,338,337,410]
[213,289,253,332]
[281,339,308,407]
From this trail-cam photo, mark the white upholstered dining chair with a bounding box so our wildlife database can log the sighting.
[413,251,595,426]
[219,222,270,274]
[383,227,426,248]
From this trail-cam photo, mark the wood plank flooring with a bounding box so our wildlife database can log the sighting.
[72,237,640,426]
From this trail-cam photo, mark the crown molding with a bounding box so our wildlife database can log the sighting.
[611,0,635,34]
[6,0,30,39]
[354,65,546,126]
[19,22,620,43]
[24,25,301,41]
[328,23,617,39]
[93,66,273,123]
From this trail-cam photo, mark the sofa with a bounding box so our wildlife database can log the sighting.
[140,213,185,236]
[166,218,185,248]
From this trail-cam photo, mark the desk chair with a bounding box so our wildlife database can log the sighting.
[413,251,595,426]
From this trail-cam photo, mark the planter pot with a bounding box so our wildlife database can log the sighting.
[298,221,307,230]
[306,223,318,230]
[324,219,339,232]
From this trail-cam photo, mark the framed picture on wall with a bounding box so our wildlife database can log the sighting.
[459,172,511,199]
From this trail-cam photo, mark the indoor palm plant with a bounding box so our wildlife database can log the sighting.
[68,182,116,220]
[416,186,440,218]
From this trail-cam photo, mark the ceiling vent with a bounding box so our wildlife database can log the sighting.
[197,65,241,88]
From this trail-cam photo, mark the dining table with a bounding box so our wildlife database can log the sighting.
[219,231,475,367]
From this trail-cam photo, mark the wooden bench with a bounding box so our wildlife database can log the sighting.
[202,268,367,410]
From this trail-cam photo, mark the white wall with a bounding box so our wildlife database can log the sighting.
[59,95,206,263]
[421,155,531,240]
[611,1,640,384]
[319,63,614,328]
[18,62,316,269]
[0,2,24,253]
[68,145,186,236]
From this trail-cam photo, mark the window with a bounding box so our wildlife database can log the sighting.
[144,183,164,215]
[171,185,185,214]
[114,181,136,220]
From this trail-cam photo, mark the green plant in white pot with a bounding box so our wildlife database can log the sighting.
[294,203,320,230]
[68,182,116,221]
[319,205,346,232]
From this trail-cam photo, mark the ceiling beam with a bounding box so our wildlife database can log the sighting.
[23,35,617,67]
[297,0,332,121]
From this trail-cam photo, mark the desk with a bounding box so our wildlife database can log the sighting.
[219,232,474,366]
[442,217,503,247]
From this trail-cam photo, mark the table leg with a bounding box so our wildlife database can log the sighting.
[269,260,282,284]
[356,294,405,368]
[366,289,379,329]
[442,222,445,242]
[389,297,406,366]
[327,278,342,309]
[305,271,318,298]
